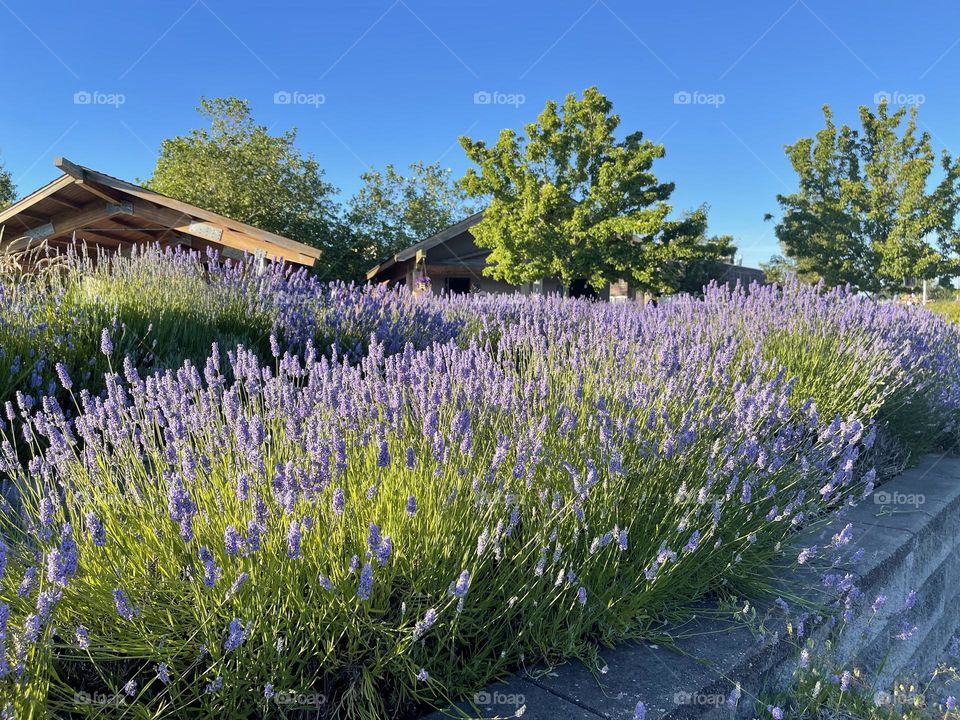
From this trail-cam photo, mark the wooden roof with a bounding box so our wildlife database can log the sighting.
[0,157,321,266]
[366,211,485,280]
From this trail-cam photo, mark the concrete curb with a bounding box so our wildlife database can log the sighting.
[422,454,960,720]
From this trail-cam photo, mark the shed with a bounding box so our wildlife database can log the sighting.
[0,157,321,267]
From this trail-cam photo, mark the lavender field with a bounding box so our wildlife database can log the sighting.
[1,249,960,718]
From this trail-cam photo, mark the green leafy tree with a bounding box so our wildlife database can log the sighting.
[346,161,475,271]
[459,87,726,293]
[673,236,739,294]
[759,252,821,286]
[0,153,15,210]
[775,101,960,293]
[146,97,344,273]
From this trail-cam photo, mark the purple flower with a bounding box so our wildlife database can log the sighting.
[840,670,851,690]
[229,572,250,595]
[767,706,784,720]
[55,362,72,390]
[871,595,887,613]
[377,439,390,467]
[357,562,373,600]
[224,618,249,652]
[224,526,243,556]
[0,539,5,581]
[832,523,853,547]
[287,520,302,559]
[167,478,196,541]
[684,531,701,554]
[367,523,392,566]
[124,679,137,697]
[797,546,817,565]
[75,625,89,650]
[634,701,646,720]
[416,668,429,682]
[413,608,438,640]
[577,586,587,605]
[451,570,470,599]
[903,590,917,611]
[406,495,417,517]
[199,547,220,588]
[205,675,223,694]
[156,663,170,684]
[946,696,956,711]
[100,328,113,355]
[18,567,36,597]
[113,588,139,621]
[332,487,345,515]
[46,530,79,587]
[85,512,106,547]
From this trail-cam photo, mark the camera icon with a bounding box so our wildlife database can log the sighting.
[473,90,492,105]
[74,90,92,105]
[674,691,692,704]
[274,90,292,105]
[474,691,492,705]
[873,490,891,505]
[673,90,692,105]
[874,91,891,105]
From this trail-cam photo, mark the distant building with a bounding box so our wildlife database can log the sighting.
[0,157,321,267]
[366,212,764,299]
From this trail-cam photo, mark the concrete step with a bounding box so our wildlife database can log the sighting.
[423,455,960,719]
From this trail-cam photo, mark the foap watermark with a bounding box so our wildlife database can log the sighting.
[74,691,127,707]
[673,90,725,108]
[273,90,326,108]
[271,690,327,709]
[674,690,727,707]
[74,90,126,108]
[474,690,526,711]
[874,490,925,508]
[874,90,926,106]
[474,90,526,108]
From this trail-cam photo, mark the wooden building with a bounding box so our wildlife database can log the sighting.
[366,211,764,298]
[0,157,321,267]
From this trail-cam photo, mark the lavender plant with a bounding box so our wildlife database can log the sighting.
[0,292,913,718]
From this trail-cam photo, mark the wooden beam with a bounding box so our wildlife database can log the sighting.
[47,195,84,212]
[131,202,319,266]
[73,181,122,204]
[424,263,488,279]
[0,174,75,225]
[53,157,123,204]
[4,199,132,253]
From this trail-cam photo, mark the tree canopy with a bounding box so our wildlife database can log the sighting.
[0,153,15,210]
[346,161,475,271]
[775,101,960,293]
[459,87,730,293]
[145,97,343,272]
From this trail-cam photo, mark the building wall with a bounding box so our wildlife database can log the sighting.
[371,229,764,300]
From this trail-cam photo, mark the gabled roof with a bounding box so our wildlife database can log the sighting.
[0,157,322,266]
[366,211,485,279]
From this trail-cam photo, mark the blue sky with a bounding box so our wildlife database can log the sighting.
[2,0,960,266]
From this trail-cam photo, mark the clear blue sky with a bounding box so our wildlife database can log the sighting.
[2,0,960,266]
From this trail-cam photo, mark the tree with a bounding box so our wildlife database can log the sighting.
[146,97,345,274]
[459,87,727,293]
[346,161,475,272]
[0,153,15,210]
[673,237,738,295]
[775,101,960,293]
